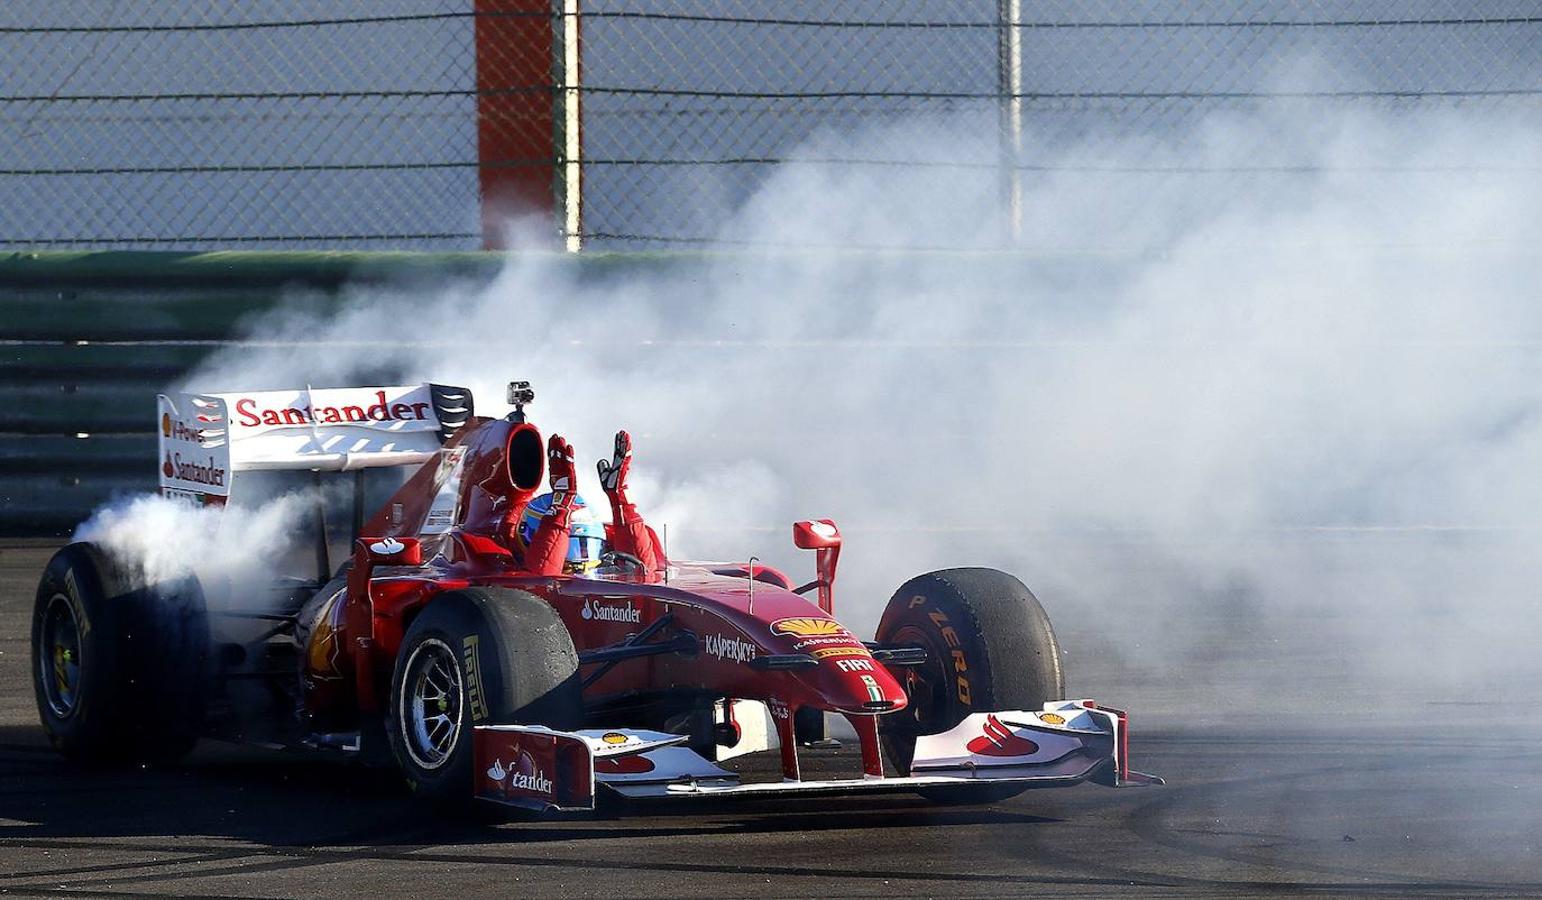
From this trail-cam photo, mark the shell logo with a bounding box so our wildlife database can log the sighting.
[770,617,847,638]
[1038,712,1066,726]
[601,732,630,745]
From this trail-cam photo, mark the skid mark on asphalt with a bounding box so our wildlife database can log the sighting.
[2,842,1173,893]
[1014,749,1542,895]
[0,849,263,882]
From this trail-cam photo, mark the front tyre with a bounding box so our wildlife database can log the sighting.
[386,587,580,808]
[876,567,1064,803]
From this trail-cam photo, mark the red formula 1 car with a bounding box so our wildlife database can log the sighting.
[32,381,1159,811]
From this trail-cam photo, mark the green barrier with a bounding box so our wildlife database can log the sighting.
[0,435,155,475]
[0,472,152,536]
[0,249,696,289]
[0,344,211,380]
[0,247,1108,535]
[0,286,305,341]
[0,253,466,533]
[0,383,160,435]
[0,250,506,288]
[1,437,156,535]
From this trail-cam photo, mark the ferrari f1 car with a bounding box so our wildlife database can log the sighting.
[32,381,1159,811]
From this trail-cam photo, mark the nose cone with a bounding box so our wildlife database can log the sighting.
[808,654,908,715]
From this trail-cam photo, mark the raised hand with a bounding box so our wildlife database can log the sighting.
[547,434,577,511]
[596,429,632,495]
[596,429,662,571]
[523,433,580,576]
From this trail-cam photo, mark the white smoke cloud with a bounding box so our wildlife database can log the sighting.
[74,491,317,588]
[159,101,1542,717]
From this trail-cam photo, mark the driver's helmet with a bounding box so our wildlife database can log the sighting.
[518,493,606,573]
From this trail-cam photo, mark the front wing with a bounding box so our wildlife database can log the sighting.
[472,700,1161,811]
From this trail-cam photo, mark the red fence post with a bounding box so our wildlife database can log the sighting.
[474,0,558,249]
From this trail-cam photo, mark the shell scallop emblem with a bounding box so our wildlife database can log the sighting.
[770,617,847,638]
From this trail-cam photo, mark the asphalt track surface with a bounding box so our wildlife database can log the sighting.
[2,539,1540,898]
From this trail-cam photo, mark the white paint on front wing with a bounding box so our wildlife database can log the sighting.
[597,745,739,786]
[612,766,1095,800]
[911,707,1108,772]
[572,728,688,757]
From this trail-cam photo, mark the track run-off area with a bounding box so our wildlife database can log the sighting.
[2,540,1540,898]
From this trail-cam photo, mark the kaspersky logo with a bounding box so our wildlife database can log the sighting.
[770,617,847,639]
[581,597,641,624]
[703,632,757,663]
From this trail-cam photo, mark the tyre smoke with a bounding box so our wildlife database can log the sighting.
[145,101,1542,718]
[73,490,319,588]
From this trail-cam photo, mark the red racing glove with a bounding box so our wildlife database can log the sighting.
[597,430,663,571]
[596,430,633,511]
[523,434,579,575]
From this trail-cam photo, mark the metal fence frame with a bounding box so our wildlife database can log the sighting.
[1,3,1538,251]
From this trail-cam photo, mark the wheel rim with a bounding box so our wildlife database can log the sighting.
[39,593,83,719]
[398,638,463,770]
[889,624,950,734]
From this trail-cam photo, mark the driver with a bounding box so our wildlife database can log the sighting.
[517,493,605,574]
[518,431,665,576]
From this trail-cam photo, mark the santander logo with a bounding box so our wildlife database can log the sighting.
[234,390,431,428]
[163,452,225,486]
[581,597,641,624]
[487,751,553,797]
[966,715,1040,758]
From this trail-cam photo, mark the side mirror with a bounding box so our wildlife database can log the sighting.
[792,519,841,614]
[793,519,841,550]
[364,536,423,566]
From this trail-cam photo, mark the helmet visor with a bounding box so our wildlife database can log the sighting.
[567,534,605,566]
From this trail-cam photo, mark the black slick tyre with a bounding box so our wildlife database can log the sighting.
[31,542,210,764]
[385,587,580,809]
[875,567,1064,803]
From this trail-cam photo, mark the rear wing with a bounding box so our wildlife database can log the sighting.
[157,384,472,504]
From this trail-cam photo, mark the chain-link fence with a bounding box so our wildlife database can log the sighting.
[2,1,1538,251]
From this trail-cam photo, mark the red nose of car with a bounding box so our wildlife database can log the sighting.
[809,654,908,715]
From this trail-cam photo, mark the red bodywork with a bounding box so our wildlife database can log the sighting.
[301,415,907,774]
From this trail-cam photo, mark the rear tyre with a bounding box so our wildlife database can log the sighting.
[875,567,1064,803]
[386,587,580,808]
[31,542,210,764]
